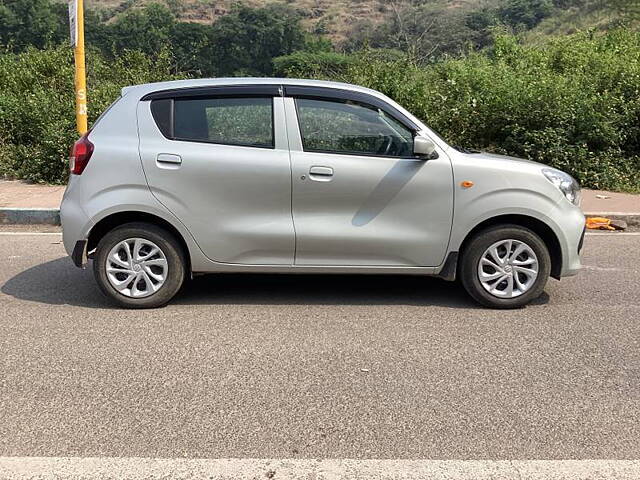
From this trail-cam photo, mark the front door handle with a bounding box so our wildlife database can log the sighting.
[157,153,182,165]
[309,166,334,181]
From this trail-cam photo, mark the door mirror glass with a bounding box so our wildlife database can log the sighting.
[414,136,437,159]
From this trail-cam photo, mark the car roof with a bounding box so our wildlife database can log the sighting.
[119,77,438,143]
[121,77,384,101]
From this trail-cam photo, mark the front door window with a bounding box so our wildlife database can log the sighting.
[296,98,414,158]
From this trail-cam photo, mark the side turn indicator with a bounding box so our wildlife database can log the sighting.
[461,180,474,189]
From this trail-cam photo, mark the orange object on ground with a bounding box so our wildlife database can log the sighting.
[586,217,615,230]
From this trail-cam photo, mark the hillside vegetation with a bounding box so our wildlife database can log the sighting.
[72,0,639,47]
[80,0,391,44]
[1,0,639,190]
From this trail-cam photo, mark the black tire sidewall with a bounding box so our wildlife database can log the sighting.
[93,222,186,309]
[460,225,551,309]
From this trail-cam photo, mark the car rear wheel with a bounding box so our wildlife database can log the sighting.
[460,225,551,309]
[93,222,186,308]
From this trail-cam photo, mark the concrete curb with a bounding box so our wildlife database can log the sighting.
[1,208,639,228]
[583,212,640,228]
[0,208,60,225]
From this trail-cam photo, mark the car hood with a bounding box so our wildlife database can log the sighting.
[463,150,540,165]
[457,150,548,169]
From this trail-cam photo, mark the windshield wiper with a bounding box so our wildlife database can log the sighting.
[453,146,481,154]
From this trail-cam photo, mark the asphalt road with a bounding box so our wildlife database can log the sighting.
[0,232,638,460]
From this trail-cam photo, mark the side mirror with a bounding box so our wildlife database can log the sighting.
[414,136,438,160]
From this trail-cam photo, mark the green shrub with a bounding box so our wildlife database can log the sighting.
[282,30,640,192]
[273,51,358,78]
[0,45,184,184]
[2,29,640,192]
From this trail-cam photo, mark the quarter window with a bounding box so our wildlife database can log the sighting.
[296,98,414,157]
[172,97,274,148]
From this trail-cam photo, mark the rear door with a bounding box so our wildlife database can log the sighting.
[284,88,454,267]
[138,86,295,265]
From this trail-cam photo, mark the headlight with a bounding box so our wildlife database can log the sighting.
[542,168,581,206]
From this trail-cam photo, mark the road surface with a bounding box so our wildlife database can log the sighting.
[0,231,638,477]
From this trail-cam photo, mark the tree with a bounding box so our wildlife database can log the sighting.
[466,7,501,48]
[345,2,478,61]
[0,0,67,52]
[103,3,177,57]
[171,22,216,75]
[464,0,554,48]
[209,4,307,76]
[603,0,640,19]
[498,0,554,29]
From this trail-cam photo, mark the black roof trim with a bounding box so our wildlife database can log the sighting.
[283,85,419,131]
[141,84,282,101]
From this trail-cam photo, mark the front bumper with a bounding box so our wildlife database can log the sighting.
[577,226,586,255]
[556,206,585,278]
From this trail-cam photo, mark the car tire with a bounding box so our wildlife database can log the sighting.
[93,222,186,309]
[459,224,551,309]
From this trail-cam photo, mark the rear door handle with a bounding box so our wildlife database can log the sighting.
[309,166,334,181]
[157,153,182,165]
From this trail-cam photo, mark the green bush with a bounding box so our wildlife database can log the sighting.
[273,49,405,78]
[2,29,640,192]
[0,45,184,184]
[273,51,358,78]
[282,30,640,192]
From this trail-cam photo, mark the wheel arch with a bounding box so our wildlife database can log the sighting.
[87,211,192,274]
[457,214,563,280]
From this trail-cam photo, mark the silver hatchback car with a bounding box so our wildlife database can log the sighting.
[61,78,585,309]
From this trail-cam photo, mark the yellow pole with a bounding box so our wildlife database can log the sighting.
[73,0,88,135]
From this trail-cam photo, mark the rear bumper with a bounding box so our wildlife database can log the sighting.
[71,240,88,268]
[60,177,92,265]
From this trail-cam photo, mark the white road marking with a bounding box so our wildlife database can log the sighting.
[0,458,639,479]
[586,232,640,236]
[0,232,61,236]
[583,265,623,271]
[584,211,640,216]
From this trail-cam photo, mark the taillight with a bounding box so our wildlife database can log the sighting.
[69,132,94,175]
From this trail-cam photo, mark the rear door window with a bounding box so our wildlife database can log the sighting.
[152,96,274,149]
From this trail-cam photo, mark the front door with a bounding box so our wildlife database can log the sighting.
[285,94,453,267]
[138,88,294,265]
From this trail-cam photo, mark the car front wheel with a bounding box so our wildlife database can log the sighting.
[93,222,186,308]
[460,225,551,309]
